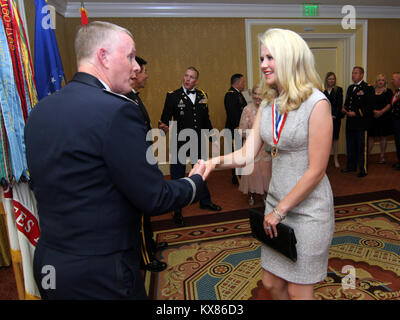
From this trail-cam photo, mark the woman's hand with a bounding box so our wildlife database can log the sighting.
[203,159,217,180]
[263,211,281,238]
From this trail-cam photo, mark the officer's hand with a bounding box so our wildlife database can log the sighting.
[158,120,169,134]
[347,111,356,117]
[189,160,206,180]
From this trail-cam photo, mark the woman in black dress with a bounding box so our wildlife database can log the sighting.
[324,72,343,168]
[368,74,393,163]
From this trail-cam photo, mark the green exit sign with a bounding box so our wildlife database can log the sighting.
[303,4,319,17]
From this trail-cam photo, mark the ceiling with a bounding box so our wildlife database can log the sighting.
[46,0,400,18]
[53,0,400,6]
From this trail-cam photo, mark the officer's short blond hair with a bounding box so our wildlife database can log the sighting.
[75,21,133,66]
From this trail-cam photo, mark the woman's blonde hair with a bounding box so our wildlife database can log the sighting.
[374,73,387,91]
[252,83,260,94]
[259,28,323,113]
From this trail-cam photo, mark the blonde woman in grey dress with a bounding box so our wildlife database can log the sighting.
[203,28,334,300]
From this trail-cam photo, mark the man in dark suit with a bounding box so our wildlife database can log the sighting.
[158,67,221,227]
[126,57,168,273]
[224,74,247,185]
[391,72,400,170]
[25,21,205,300]
[341,66,374,177]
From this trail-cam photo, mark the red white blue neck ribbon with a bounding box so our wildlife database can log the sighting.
[272,99,287,145]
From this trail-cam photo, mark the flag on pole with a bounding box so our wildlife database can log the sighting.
[11,0,38,113]
[2,183,41,299]
[0,0,42,300]
[0,1,30,181]
[34,0,64,100]
[12,182,41,299]
[80,3,88,26]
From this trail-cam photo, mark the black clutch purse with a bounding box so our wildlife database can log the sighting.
[248,208,297,262]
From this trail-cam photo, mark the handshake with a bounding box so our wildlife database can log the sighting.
[188,159,216,181]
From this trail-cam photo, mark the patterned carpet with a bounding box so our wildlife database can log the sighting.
[145,190,400,300]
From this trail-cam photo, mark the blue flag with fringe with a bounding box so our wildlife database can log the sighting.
[34,0,64,100]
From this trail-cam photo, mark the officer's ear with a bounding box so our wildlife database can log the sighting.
[97,47,110,68]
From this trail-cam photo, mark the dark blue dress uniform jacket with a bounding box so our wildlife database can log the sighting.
[24,73,203,298]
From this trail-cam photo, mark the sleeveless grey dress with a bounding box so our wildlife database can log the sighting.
[259,89,335,284]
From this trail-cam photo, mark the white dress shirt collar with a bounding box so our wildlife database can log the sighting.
[183,86,196,104]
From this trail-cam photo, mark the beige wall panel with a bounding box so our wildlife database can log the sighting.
[23,0,35,53]
[367,19,400,88]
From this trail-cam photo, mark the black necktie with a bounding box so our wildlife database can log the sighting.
[187,90,196,95]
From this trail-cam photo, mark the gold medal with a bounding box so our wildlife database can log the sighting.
[271,146,278,158]
[271,99,287,159]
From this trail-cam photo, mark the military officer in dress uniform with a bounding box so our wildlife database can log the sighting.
[224,74,247,185]
[159,67,221,226]
[26,22,206,300]
[126,57,168,273]
[391,72,400,170]
[341,66,374,177]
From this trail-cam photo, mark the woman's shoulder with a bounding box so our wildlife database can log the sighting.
[301,88,330,113]
[309,88,328,101]
[260,99,272,110]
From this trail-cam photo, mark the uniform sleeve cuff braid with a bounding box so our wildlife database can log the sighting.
[182,177,196,205]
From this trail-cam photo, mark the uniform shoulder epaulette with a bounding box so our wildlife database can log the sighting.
[227,90,235,93]
[197,88,208,97]
[167,89,179,95]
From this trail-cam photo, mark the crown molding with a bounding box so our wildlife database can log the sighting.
[45,2,400,19]
[47,0,68,16]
